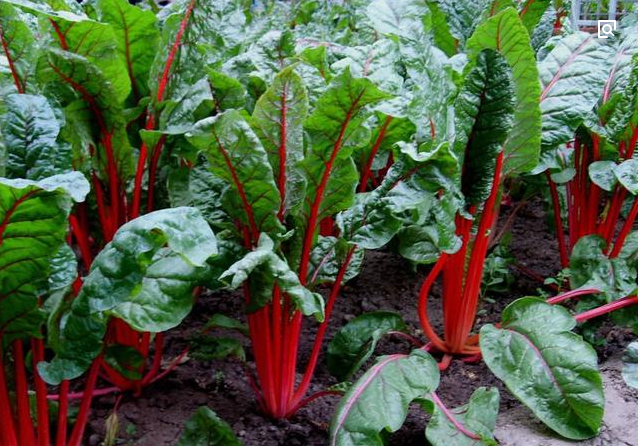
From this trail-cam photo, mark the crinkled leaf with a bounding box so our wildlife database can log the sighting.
[366,0,431,42]
[248,30,295,83]
[455,49,515,207]
[327,311,408,381]
[0,172,89,347]
[428,0,491,48]
[187,110,283,236]
[220,234,324,320]
[329,349,439,446]
[209,70,246,111]
[466,7,542,174]
[176,407,243,446]
[425,387,500,446]
[250,66,308,218]
[303,68,388,224]
[0,1,36,93]
[588,160,617,192]
[1,93,71,180]
[47,243,77,293]
[307,236,364,287]
[614,158,637,195]
[480,297,604,440]
[538,32,613,149]
[97,0,159,99]
[39,207,217,383]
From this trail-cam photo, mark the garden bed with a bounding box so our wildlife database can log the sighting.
[87,198,637,445]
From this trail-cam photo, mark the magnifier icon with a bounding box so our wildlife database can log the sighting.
[598,20,617,38]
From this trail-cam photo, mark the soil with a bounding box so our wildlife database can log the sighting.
[87,198,637,446]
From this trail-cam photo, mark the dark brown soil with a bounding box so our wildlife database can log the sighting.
[87,198,636,445]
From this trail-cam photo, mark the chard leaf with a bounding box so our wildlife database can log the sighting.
[176,407,243,446]
[0,172,89,347]
[307,236,364,286]
[424,387,500,446]
[427,1,458,56]
[466,7,542,175]
[614,158,637,195]
[187,110,283,236]
[0,1,36,93]
[329,349,439,446]
[588,160,617,192]
[327,311,408,381]
[220,234,324,320]
[46,13,131,103]
[427,0,492,48]
[455,49,515,207]
[480,297,604,440]
[366,0,431,42]
[40,207,217,383]
[250,66,308,219]
[538,32,613,149]
[518,0,551,34]
[97,0,159,99]
[208,70,246,111]
[303,68,388,224]
[248,30,296,82]
[1,94,71,180]
[37,48,133,179]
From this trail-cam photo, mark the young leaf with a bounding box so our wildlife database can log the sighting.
[97,0,159,99]
[538,32,613,149]
[0,172,89,346]
[176,407,243,446]
[518,0,551,34]
[327,311,408,381]
[480,297,604,440]
[0,1,36,93]
[455,49,515,207]
[614,159,638,195]
[466,7,541,175]
[588,160,617,192]
[329,349,439,446]
[250,66,308,219]
[1,94,71,180]
[424,387,500,446]
[187,110,283,237]
[39,207,217,383]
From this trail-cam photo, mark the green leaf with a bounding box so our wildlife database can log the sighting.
[176,407,243,446]
[622,341,638,389]
[425,387,500,446]
[203,313,248,336]
[250,66,308,218]
[0,172,89,347]
[189,335,245,361]
[329,349,439,446]
[327,311,408,381]
[614,158,637,195]
[248,30,295,82]
[518,0,551,34]
[426,1,459,56]
[97,0,159,99]
[366,0,431,42]
[480,297,604,440]
[47,244,77,293]
[428,0,492,48]
[569,235,613,291]
[208,70,246,111]
[37,48,133,180]
[307,236,364,286]
[455,49,515,207]
[588,160,617,192]
[303,68,388,224]
[104,345,144,381]
[0,1,36,93]
[220,234,324,320]
[39,207,217,383]
[538,32,613,149]
[1,94,71,180]
[187,110,283,236]
[466,7,542,175]
[46,13,131,103]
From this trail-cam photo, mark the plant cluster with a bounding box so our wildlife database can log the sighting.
[0,0,637,445]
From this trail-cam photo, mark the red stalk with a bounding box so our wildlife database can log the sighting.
[31,339,49,446]
[574,296,638,323]
[131,0,197,218]
[546,287,601,305]
[0,346,18,446]
[417,255,449,353]
[609,198,638,258]
[358,115,392,192]
[66,359,101,446]
[69,215,92,271]
[292,248,356,407]
[546,170,569,267]
[145,134,167,213]
[55,381,69,446]
[13,341,36,446]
